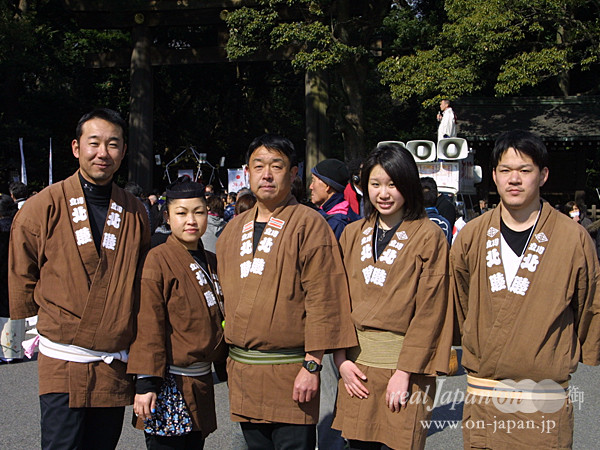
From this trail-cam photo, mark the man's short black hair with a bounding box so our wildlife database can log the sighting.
[492,130,549,170]
[246,134,297,168]
[75,108,127,142]
[420,177,438,208]
[9,181,28,199]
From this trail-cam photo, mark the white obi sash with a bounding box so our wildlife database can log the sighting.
[38,335,128,364]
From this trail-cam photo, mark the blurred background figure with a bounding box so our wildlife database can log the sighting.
[1,194,23,364]
[202,194,226,253]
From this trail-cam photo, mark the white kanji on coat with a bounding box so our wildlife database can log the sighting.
[205,291,216,307]
[486,238,499,249]
[520,253,540,272]
[110,202,123,213]
[379,249,398,265]
[250,258,265,275]
[265,228,279,238]
[72,206,87,223]
[362,265,374,284]
[190,262,200,271]
[487,227,499,238]
[360,244,372,261]
[196,271,207,286]
[361,236,371,246]
[486,248,502,267]
[242,232,252,241]
[240,241,253,256]
[389,240,404,251]
[75,227,93,246]
[509,276,530,296]
[240,261,252,278]
[370,268,387,286]
[257,237,274,254]
[489,273,507,292]
[70,197,84,207]
[107,212,121,229]
[102,233,117,250]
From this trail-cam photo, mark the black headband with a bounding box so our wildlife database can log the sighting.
[166,187,205,199]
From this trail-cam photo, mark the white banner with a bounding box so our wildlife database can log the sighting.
[19,137,27,185]
[49,138,53,185]
[228,168,249,193]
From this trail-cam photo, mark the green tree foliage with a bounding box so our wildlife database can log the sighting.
[225,0,392,160]
[0,0,130,191]
[379,0,600,106]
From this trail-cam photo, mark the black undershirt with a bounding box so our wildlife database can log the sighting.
[374,221,402,259]
[253,222,267,254]
[79,173,111,254]
[500,219,533,256]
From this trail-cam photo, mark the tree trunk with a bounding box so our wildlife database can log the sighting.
[129,25,154,192]
[305,70,329,186]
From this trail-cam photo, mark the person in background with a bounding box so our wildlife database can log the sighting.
[128,177,226,450]
[233,193,256,217]
[216,134,356,450]
[332,142,453,449]
[1,194,23,364]
[344,158,364,217]
[452,206,467,244]
[9,181,28,210]
[9,108,150,449]
[224,192,237,222]
[310,159,360,240]
[201,195,226,253]
[451,129,600,448]
[437,99,456,142]
[421,177,452,244]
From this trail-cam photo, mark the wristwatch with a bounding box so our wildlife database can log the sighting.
[302,360,323,373]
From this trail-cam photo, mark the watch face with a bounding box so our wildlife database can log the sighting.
[306,361,317,371]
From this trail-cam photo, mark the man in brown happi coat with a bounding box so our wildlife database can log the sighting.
[9,108,150,449]
[451,130,600,449]
[216,134,356,449]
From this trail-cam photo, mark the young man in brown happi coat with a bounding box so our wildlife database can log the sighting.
[9,108,150,450]
[216,134,357,449]
[451,130,600,449]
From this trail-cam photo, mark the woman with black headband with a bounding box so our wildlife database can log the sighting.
[127,177,227,449]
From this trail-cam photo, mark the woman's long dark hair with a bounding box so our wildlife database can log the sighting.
[361,143,425,221]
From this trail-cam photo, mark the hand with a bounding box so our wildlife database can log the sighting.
[385,370,411,412]
[292,367,319,403]
[338,359,369,399]
[134,392,157,421]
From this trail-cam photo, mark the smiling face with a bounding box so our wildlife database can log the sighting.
[492,148,548,213]
[72,118,126,186]
[368,164,405,225]
[165,197,208,250]
[248,146,298,210]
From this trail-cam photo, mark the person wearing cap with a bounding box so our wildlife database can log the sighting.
[310,159,360,449]
[310,159,360,240]
[9,108,150,449]
[128,177,227,449]
[216,134,356,449]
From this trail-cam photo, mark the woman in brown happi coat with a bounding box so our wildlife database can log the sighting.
[128,177,227,449]
[332,143,454,450]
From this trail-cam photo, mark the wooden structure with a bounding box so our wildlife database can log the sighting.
[455,95,600,206]
[63,0,327,191]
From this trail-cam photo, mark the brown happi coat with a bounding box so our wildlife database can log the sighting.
[128,235,227,435]
[216,195,357,424]
[9,172,150,407]
[332,216,453,449]
[451,201,600,449]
